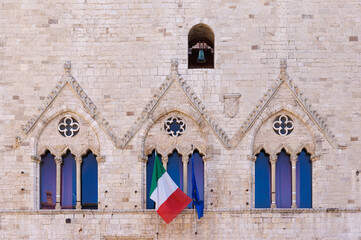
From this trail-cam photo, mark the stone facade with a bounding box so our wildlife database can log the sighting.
[0,0,360,239]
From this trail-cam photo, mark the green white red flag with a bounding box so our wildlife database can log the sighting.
[150,152,191,224]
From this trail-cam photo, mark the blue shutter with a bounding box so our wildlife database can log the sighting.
[297,150,312,208]
[255,150,271,208]
[146,151,159,209]
[276,150,292,208]
[81,152,98,209]
[187,151,204,208]
[61,151,76,209]
[167,150,183,190]
[40,151,56,209]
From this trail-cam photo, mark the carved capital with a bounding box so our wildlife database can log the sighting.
[270,155,277,164]
[54,157,62,165]
[96,156,105,163]
[291,155,298,164]
[249,155,257,162]
[75,156,82,164]
[138,155,147,163]
[162,156,168,164]
[310,154,320,162]
[203,155,210,162]
[182,156,189,164]
[31,155,41,163]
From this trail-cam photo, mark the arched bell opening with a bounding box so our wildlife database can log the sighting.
[188,24,214,69]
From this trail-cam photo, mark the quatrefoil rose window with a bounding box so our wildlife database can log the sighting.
[58,116,80,137]
[273,114,294,136]
[164,117,186,137]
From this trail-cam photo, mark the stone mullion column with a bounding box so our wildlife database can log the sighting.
[162,156,168,170]
[270,155,277,208]
[54,156,62,209]
[31,156,41,209]
[291,155,298,208]
[203,156,209,209]
[182,156,189,193]
[96,156,104,209]
[75,156,82,209]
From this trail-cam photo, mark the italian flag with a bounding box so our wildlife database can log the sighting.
[150,152,192,224]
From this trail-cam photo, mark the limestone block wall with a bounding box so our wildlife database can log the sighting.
[0,210,360,240]
[0,0,360,238]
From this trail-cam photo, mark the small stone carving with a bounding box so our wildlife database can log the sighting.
[224,94,241,118]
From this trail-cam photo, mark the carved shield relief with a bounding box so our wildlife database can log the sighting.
[224,93,241,118]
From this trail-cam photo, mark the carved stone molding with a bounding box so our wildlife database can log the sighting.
[120,59,231,149]
[54,157,62,165]
[232,59,338,149]
[75,156,83,164]
[269,155,277,163]
[310,154,321,162]
[14,61,118,149]
[96,156,106,163]
[291,155,298,163]
[31,155,41,163]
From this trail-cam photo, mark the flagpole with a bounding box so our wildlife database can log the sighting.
[191,145,197,235]
[156,213,159,240]
[155,149,159,240]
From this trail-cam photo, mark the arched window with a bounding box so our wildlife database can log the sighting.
[297,149,312,208]
[188,24,214,69]
[276,149,292,208]
[146,151,158,209]
[255,150,271,208]
[40,151,56,209]
[167,150,183,190]
[187,150,204,208]
[81,151,98,209]
[61,151,76,209]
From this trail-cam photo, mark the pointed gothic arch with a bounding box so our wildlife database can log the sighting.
[251,109,317,209]
[142,109,208,210]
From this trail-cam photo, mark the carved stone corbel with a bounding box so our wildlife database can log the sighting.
[96,156,106,163]
[31,155,41,164]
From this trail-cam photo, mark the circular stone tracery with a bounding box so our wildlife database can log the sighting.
[273,114,294,136]
[58,116,80,137]
[164,117,186,137]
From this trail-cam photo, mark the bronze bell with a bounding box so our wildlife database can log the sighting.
[197,49,206,63]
